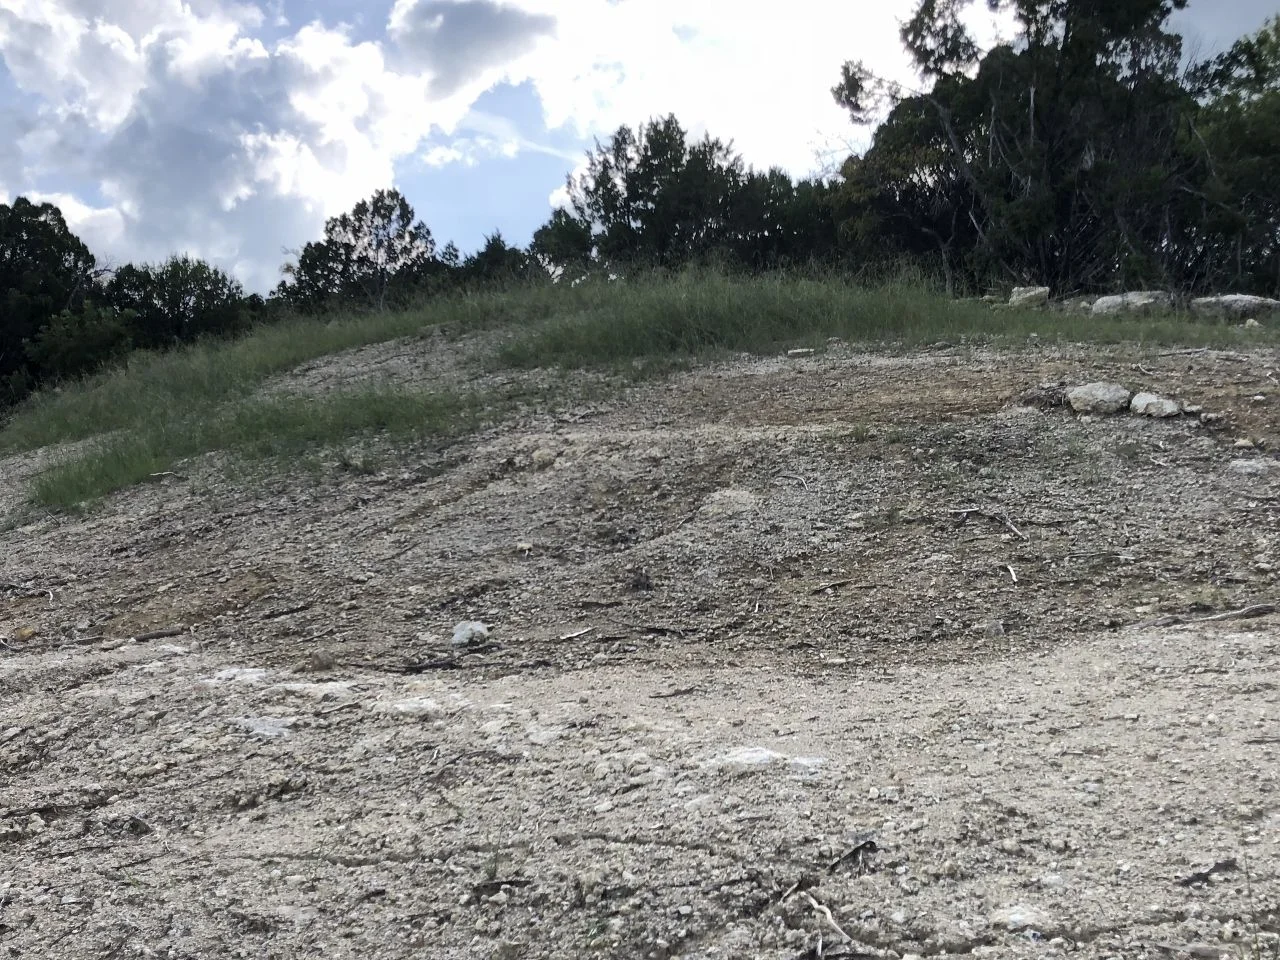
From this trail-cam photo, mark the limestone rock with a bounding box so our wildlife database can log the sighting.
[1228,459,1278,477]
[1009,286,1050,308]
[1130,392,1182,418]
[451,620,491,648]
[1067,382,1133,414]
[1090,291,1172,316]
[1189,294,1280,320]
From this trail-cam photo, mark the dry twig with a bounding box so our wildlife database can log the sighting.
[950,507,1028,541]
[1136,603,1276,630]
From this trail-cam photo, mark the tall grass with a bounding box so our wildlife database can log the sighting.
[29,388,478,511]
[0,285,574,455]
[3,268,1275,511]
[497,269,1277,370]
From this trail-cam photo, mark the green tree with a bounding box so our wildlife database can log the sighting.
[1190,16,1280,293]
[0,197,98,401]
[537,114,838,276]
[106,255,249,349]
[462,231,539,286]
[25,301,134,382]
[278,189,440,309]
[830,0,1231,294]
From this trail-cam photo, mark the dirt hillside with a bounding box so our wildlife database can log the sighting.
[2,342,1278,959]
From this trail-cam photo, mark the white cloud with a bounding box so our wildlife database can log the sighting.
[0,0,1014,293]
[502,0,1012,178]
[26,190,127,255]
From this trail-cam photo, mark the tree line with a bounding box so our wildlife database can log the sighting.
[3,0,1277,406]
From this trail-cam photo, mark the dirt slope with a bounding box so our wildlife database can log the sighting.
[2,342,1278,959]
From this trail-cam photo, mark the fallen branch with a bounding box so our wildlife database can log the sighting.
[777,474,810,491]
[557,627,595,641]
[262,603,312,621]
[650,685,701,699]
[1136,603,1276,630]
[810,579,856,595]
[133,626,187,642]
[950,507,1028,541]
[800,892,854,943]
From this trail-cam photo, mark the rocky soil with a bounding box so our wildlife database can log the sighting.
[2,341,1279,959]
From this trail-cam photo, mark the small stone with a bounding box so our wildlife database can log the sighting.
[451,621,490,648]
[1234,438,1257,450]
[991,904,1053,933]
[996,838,1020,854]
[1067,382,1133,415]
[1229,459,1277,476]
[1009,286,1051,308]
[1130,392,1182,418]
[530,448,557,469]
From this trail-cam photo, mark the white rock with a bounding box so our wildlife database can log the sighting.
[1067,382,1133,414]
[699,746,787,774]
[1189,294,1280,320]
[990,904,1053,932]
[206,667,269,684]
[230,716,297,738]
[1009,286,1050,307]
[1228,459,1278,476]
[1090,291,1172,316]
[381,697,447,719]
[451,621,490,648]
[698,489,760,519]
[1130,392,1182,418]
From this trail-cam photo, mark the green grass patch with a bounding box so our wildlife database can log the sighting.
[497,270,1279,369]
[29,388,479,511]
[0,285,572,455]
[5,268,1277,511]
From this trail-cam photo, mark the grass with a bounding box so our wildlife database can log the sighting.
[0,286,574,456]
[496,269,1278,370]
[3,268,1277,511]
[28,388,481,512]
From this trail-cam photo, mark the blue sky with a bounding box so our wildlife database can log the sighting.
[0,0,1273,293]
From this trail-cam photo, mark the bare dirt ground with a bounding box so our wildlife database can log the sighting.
[2,341,1279,959]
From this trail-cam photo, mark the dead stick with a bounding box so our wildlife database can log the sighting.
[810,579,856,595]
[1137,603,1276,630]
[132,627,187,642]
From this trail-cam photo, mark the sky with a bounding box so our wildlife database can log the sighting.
[0,0,1274,294]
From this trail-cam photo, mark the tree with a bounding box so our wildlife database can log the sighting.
[1189,17,1280,293]
[25,301,134,382]
[278,189,439,309]
[530,209,594,277]
[829,0,1242,294]
[106,255,249,349]
[462,231,539,286]
[0,197,98,399]
[535,114,838,276]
